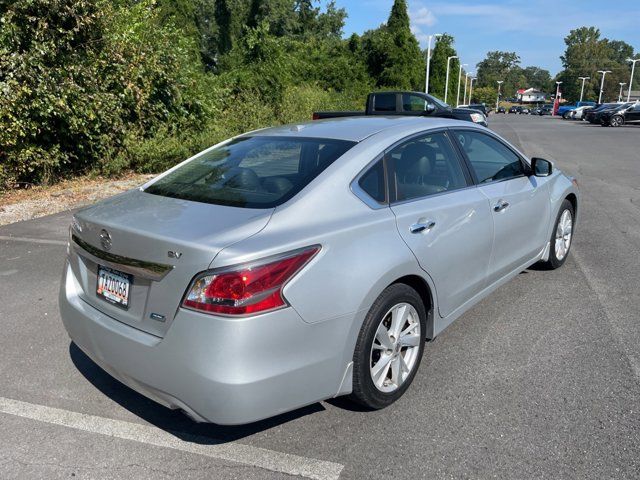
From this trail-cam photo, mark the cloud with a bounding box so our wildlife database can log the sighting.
[410,25,430,44]
[409,3,438,46]
[412,6,437,27]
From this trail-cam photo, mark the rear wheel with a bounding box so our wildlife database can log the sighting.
[542,199,574,269]
[350,284,426,410]
[562,111,571,119]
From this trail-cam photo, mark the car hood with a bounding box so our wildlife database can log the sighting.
[452,107,484,116]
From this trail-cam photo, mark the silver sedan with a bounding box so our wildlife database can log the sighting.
[59,116,579,424]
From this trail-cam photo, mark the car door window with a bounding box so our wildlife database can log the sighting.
[402,94,428,112]
[454,130,524,183]
[390,132,468,202]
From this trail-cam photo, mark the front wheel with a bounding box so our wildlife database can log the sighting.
[610,115,624,127]
[350,284,426,410]
[542,199,574,269]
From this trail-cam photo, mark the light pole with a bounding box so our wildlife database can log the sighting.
[496,80,503,111]
[456,63,467,107]
[463,72,473,105]
[444,55,458,104]
[554,81,562,115]
[627,58,640,102]
[424,33,442,94]
[597,70,611,103]
[469,78,476,104]
[578,76,590,102]
[618,83,626,102]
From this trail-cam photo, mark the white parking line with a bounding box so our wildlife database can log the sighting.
[0,235,67,246]
[0,397,343,480]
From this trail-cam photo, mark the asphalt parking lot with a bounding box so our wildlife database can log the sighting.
[1,114,639,479]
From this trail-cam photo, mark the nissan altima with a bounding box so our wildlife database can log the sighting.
[60,116,579,425]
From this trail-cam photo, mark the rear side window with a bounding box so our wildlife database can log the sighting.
[145,136,355,208]
[454,130,524,183]
[358,160,386,203]
[390,132,468,202]
[373,93,396,112]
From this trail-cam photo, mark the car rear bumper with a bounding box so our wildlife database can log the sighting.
[59,260,353,425]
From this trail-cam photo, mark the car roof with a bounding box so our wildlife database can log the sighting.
[249,116,470,142]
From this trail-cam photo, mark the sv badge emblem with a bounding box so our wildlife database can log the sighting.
[168,251,183,259]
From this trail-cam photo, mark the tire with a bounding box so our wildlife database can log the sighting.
[562,111,570,119]
[350,283,426,410]
[610,115,624,127]
[542,199,574,269]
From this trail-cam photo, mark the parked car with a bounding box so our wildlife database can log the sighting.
[508,106,521,114]
[584,103,620,124]
[557,101,597,118]
[569,105,594,120]
[313,91,487,126]
[530,107,542,115]
[60,116,579,425]
[539,104,554,116]
[497,106,506,114]
[600,102,640,127]
[467,103,490,116]
[520,107,530,114]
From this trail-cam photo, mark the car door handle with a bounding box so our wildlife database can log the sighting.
[493,200,510,212]
[410,221,436,234]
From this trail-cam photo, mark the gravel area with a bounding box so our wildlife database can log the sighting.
[0,174,155,226]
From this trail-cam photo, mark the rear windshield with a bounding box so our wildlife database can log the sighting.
[144,136,356,208]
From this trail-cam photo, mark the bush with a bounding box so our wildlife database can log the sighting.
[0,0,212,187]
[0,0,426,190]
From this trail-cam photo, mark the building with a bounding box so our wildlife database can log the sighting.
[516,88,547,103]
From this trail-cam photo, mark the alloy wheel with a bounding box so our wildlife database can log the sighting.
[369,303,421,393]
[555,209,573,261]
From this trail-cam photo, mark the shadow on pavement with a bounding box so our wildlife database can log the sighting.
[69,342,325,443]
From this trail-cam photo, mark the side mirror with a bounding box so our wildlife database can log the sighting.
[531,157,553,177]
[425,103,436,114]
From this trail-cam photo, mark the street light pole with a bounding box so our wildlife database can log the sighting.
[597,70,611,103]
[424,33,442,94]
[456,63,467,107]
[578,76,590,102]
[627,58,640,102]
[469,78,476,104]
[463,72,472,105]
[554,81,562,116]
[444,55,458,104]
[496,80,503,111]
[618,83,626,102]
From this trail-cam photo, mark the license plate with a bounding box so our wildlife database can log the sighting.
[97,266,132,309]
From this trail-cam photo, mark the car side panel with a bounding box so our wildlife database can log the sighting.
[478,176,551,284]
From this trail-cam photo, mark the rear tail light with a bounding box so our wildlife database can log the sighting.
[182,246,320,316]
[312,113,320,120]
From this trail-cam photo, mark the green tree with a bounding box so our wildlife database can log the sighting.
[469,86,496,106]
[522,66,552,92]
[361,0,424,89]
[428,34,460,104]
[476,51,524,97]
[556,27,635,102]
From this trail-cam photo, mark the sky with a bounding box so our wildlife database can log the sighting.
[332,0,640,76]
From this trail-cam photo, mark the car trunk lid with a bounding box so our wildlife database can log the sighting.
[69,189,273,337]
